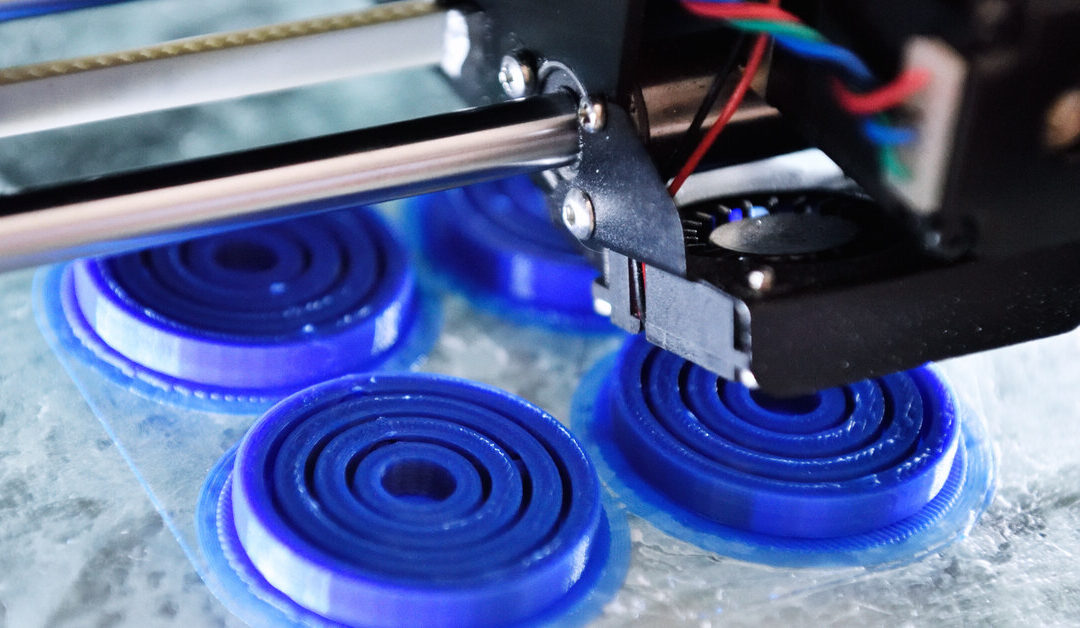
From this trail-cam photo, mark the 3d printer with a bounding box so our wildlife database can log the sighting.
[0,0,1078,395]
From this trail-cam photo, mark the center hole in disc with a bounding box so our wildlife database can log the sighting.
[213,240,279,272]
[381,459,457,503]
[749,390,823,415]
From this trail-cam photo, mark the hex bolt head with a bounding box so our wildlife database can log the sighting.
[498,54,535,99]
[562,188,596,241]
[578,98,607,133]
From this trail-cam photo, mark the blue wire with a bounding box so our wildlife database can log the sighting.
[687,1,910,150]
[685,1,876,82]
[773,35,875,83]
[861,120,918,146]
[0,0,130,22]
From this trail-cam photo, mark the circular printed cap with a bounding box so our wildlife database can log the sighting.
[219,373,610,627]
[62,208,425,401]
[415,176,607,329]
[606,335,961,539]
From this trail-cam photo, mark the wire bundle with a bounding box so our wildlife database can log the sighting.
[671,0,930,192]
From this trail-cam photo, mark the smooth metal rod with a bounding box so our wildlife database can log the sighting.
[0,0,447,138]
[0,94,581,270]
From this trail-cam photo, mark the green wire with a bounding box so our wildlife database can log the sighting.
[720,17,914,182]
[728,19,826,41]
[880,145,912,181]
[875,113,912,180]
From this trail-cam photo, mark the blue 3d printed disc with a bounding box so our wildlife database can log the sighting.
[574,335,995,566]
[413,176,610,330]
[59,208,431,404]
[197,373,627,627]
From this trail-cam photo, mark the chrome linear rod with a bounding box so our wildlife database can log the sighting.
[0,0,448,138]
[0,94,581,270]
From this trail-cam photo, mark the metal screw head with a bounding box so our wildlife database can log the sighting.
[746,267,775,293]
[498,54,535,99]
[577,98,607,133]
[562,188,596,240]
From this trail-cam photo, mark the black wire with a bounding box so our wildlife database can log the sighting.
[664,33,749,177]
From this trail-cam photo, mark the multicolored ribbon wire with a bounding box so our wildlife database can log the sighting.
[675,0,930,183]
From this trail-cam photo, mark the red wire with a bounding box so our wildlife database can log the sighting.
[682,1,800,23]
[831,69,931,115]
[667,2,776,197]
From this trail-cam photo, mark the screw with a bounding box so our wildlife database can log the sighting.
[562,188,596,240]
[498,54,535,99]
[578,97,607,133]
[746,267,775,292]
